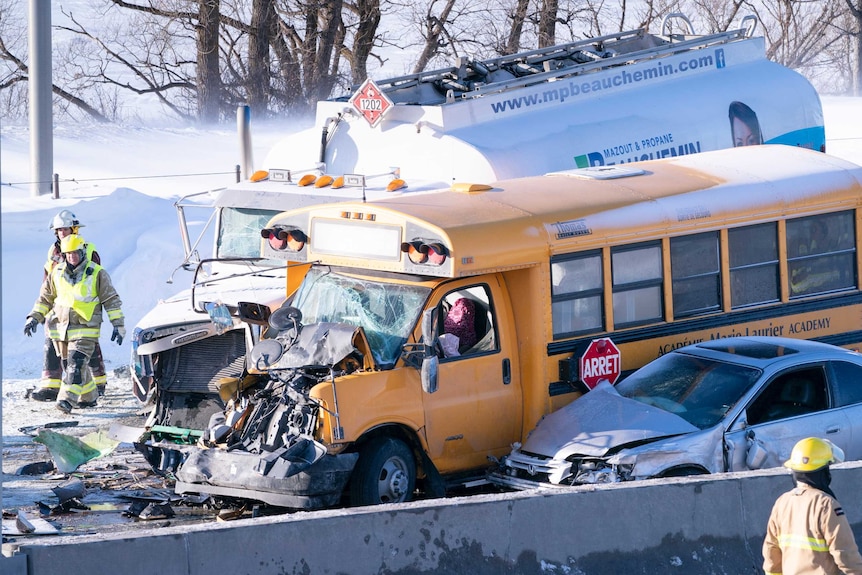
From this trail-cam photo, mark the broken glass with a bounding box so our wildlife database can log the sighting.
[291,268,430,367]
[217,207,281,259]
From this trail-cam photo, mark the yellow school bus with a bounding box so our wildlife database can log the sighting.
[174,145,862,508]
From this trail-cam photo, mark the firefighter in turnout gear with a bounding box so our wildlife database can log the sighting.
[24,233,125,413]
[30,210,109,402]
[763,437,862,575]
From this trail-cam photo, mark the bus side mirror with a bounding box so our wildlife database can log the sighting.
[419,309,439,393]
[400,309,439,393]
[421,308,434,342]
[421,355,438,394]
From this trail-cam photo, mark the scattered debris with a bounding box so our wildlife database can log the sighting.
[1,510,58,537]
[15,461,55,476]
[33,428,120,473]
[137,503,175,520]
[216,505,247,522]
[19,421,80,436]
[52,477,85,503]
[15,510,36,533]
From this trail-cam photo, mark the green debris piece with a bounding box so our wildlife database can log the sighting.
[33,429,121,473]
[150,425,204,444]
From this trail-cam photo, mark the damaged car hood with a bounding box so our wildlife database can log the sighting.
[520,381,698,459]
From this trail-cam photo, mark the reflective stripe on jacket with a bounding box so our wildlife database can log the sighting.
[763,483,862,575]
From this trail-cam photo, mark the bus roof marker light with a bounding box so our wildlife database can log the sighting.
[298,174,317,187]
[315,175,334,188]
[387,179,406,192]
[250,170,269,182]
[331,176,345,189]
[451,182,493,194]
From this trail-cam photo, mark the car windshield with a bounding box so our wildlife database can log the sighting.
[291,268,430,367]
[217,207,281,260]
[614,352,762,430]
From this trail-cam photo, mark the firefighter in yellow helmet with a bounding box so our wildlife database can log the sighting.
[29,210,109,402]
[763,437,862,574]
[24,234,125,413]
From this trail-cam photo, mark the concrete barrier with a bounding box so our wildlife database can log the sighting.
[5,461,862,574]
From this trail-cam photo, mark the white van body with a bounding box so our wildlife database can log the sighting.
[131,17,825,431]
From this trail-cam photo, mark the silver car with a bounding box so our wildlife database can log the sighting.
[489,336,862,490]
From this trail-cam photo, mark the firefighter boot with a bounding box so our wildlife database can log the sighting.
[31,387,58,402]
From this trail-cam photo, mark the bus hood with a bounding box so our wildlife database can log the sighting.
[520,381,698,459]
[251,322,376,373]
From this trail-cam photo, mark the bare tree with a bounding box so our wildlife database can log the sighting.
[344,0,381,83]
[198,0,221,121]
[412,0,458,73]
[845,0,862,94]
[2,0,859,123]
[503,0,530,54]
[537,0,558,47]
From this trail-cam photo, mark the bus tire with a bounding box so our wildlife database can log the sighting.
[350,437,416,506]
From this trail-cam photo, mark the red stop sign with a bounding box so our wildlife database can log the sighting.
[579,338,621,389]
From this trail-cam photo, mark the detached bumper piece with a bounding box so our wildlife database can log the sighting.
[174,441,359,509]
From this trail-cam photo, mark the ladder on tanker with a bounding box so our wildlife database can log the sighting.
[344,14,758,104]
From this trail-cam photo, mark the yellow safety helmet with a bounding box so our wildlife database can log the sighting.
[784,437,845,472]
[60,234,86,254]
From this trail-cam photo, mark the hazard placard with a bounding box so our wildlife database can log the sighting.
[349,78,393,128]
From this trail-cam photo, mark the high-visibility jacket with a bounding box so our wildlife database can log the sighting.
[43,239,100,279]
[763,482,862,575]
[30,259,123,341]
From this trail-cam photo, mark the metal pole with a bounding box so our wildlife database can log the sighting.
[28,0,53,197]
[237,105,253,181]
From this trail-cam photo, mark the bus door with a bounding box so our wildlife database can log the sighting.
[421,277,522,473]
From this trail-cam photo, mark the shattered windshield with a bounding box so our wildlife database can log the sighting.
[217,207,281,260]
[291,268,430,367]
[615,352,762,430]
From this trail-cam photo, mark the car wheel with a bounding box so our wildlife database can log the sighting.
[350,437,416,506]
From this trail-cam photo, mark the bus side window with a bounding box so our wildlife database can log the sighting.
[729,222,779,308]
[671,232,721,317]
[787,212,856,298]
[438,286,497,358]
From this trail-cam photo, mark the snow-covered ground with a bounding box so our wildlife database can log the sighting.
[1,96,861,441]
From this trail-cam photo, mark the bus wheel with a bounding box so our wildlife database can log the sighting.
[350,437,416,506]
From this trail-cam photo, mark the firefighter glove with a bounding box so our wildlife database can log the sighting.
[111,326,126,346]
[24,317,38,337]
